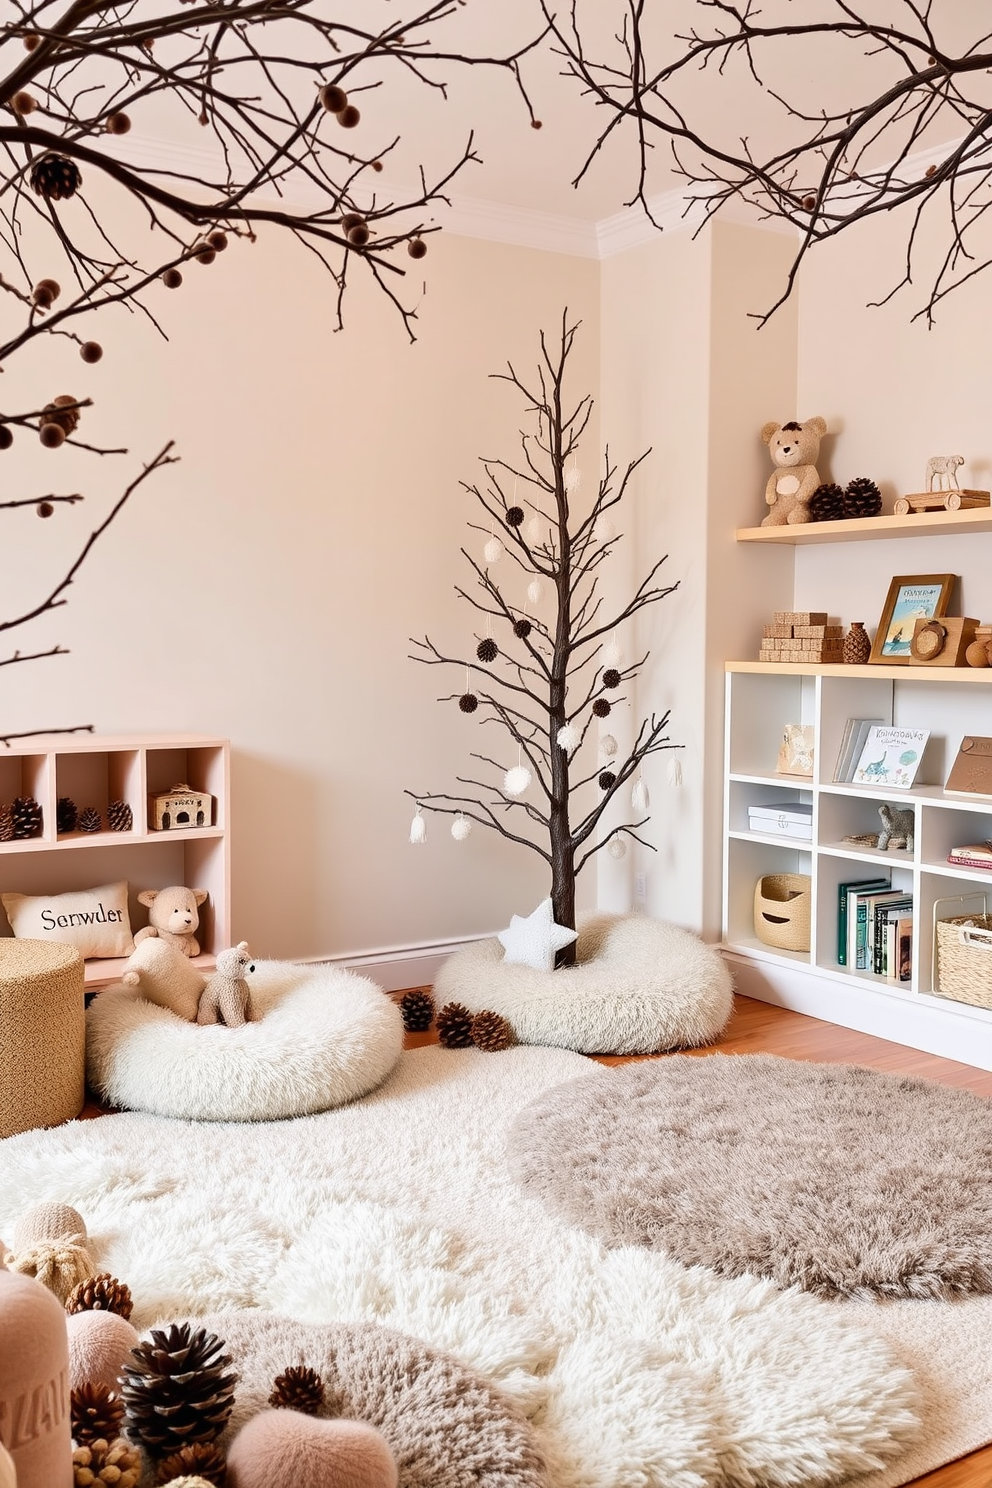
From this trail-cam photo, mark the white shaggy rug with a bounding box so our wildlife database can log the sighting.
[433,913,733,1053]
[85,960,404,1120]
[3,1045,990,1487]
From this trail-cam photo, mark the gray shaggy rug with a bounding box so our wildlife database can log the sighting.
[507,1053,992,1301]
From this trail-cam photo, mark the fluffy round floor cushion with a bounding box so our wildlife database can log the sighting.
[507,1052,992,1301]
[433,912,732,1054]
[86,961,403,1121]
[190,1311,547,1488]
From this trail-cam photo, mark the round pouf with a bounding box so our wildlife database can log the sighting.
[0,940,84,1138]
[85,961,404,1121]
[433,912,732,1055]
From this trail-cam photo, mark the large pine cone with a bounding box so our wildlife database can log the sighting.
[71,1383,124,1446]
[268,1364,325,1415]
[843,477,882,517]
[436,1001,475,1049]
[470,1010,514,1052]
[77,806,102,834]
[157,1441,228,1485]
[0,805,13,843]
[108,799,134,832]
[66,1272,134,1319]
[31,152,82,200]
[120,1322,237,1457]
[11,795,43,838]
[809,482,845,522]
[57,795,79,834]
[72,1436,141,1487]
[398,989,434,1032]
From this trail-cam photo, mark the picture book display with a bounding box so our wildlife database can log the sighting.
[852,726,929,789]
[776,723,815,777]
[832,719,885,782]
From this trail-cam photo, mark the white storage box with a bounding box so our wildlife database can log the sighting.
[748,801,813,840]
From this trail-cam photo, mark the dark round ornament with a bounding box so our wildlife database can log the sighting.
[207,229,228,251]
[195,246,216,265]
[37,500,54,517]
[602,668,621,689]
[513,619,532,640]
[80,341,103,364]
[320,83,348,114]
[162,268,183,289]
[598,770,617,791]
[347,223,370,248]
[341,213,365,233]
[458,692,478,713]
[407,237,427,260]
[505,506,525,527]
[39,422,65,448]
[476,638,498,663]
[106,111,131,134]
[592,698,611,718]
[30,153,82,201]
[338,104,361,128]
[0,426,13,451]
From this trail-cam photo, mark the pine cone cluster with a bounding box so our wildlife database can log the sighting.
[470,1010,514,1052]
[268,1365,325,1415]
[57,795,79,834]
[0,805,13,843]
[436,1001,475,1048]
[844,477,882,517]
[809,482,845,522]
[77,806,102,834]
[156,1441,228,1485]
[108,799,133,832]
[31,153,82,199]
[71,1383,124,1446]
[120,1322,237,1457]
[11,795,43,838]
[72,1437,141,1487]
[398,989,435,1032]
[66,1271,134,1319]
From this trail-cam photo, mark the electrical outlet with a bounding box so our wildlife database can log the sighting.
[634,872,647,902]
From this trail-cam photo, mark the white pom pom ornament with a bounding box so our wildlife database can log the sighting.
[565,465,582,493]
[503,765,532,796]
[607,837,627,860]
[631,777,650,813]
[556,724,581,752]
[600,734,618,758]
[602,636,623,667]
[409,807,427,844]
[451,814,473,841]
[527,579,544,606]
[484,536,504,565]
[595,517,616,543]
[526,517,544,546]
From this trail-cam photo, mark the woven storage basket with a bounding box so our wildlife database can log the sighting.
[754,873,812,952]
[934,913,992,1009]
[0,939,84,1138]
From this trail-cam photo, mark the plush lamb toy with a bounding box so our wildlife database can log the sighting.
[122,938,206,1021]
[197,941,255,1027]
[760,416,827,526]
[133,884,207,957]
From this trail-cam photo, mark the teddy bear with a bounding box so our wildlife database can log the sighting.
[760,416,827,526]
[122,937,206,1021]
[196,941,255,1027]
[133,884,208,957]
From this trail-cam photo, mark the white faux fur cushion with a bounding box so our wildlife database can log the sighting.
[86,960,404,1121]
[433,912,733,1055]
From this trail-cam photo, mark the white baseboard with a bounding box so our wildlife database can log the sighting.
[726,952,992,1071]
[299,934,489,993]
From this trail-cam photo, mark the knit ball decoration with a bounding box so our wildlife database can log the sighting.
[67,1309,141,1394]
[120,1322,237,1456]
[268,1365,325,1415]
[108,799,134,833]
[844,477,883,518]
[470,1010,515,1053]
[11,794,43,838]
[607,837,628,859]
[159,1478,216,1488]
[458,692,478,713]
[450,815,473,841]
[66,1272,134,1319]
[598,770,617,791]
[31,152,83,199]
[13,1201,87,1252]
[505,506,525,527]
[483,537,504,564]
[600,734,618,757]
[57,795,79,833]
[513,618,532,640]
[476,638,498,663]
[808,482,845,522]
[436,1001,475,1049]
[70,1381,125,1446]
[592,698,611,719]
[601,668,622,689]
[78,806,102,834]
[225,1410,398,1488]
[398,989,435,1032]
[156,1441,228,1485]
[7,1202,95,1303]
[556,724,581,752]
[72,1437,141,1488]
[503,765,532,796]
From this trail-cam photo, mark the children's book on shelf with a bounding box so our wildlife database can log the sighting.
[777,724,815,777]
[871,894,913,974]
[947,841,992,870]
[852,726,930,789]
[837,876,891,966]
[848,885,910,972]
[833,719,885,782]
[881,912,913,981]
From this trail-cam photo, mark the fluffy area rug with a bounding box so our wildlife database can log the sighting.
[85,960,404,1121]
[432,913,733,1053]
[0,1046,930,1488]
[507,1054,992,1302]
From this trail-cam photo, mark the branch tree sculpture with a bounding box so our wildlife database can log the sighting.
[408,315,679,964]
[0,1,543,743]
[544,0,992,323]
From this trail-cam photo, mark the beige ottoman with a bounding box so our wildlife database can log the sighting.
[0,940,85,1138]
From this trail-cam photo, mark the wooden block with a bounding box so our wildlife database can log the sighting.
[763,624,793,639]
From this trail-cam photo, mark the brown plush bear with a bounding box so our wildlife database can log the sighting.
[760,416,827,526]
[196,941,255,1027]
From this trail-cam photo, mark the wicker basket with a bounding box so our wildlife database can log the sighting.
[754,873,812,952]
[934,913,992,1009]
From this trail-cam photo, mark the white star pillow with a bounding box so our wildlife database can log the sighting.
[497,897,578,973]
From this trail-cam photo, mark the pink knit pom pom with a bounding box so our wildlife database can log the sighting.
[226,1409,398,1488]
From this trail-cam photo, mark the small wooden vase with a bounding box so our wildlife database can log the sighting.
[843,621,871,665]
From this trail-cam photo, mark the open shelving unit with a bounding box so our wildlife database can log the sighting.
[0,733,229,988]
[736,509,992,545]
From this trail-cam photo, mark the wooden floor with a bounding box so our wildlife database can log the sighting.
[80,992,992,1486]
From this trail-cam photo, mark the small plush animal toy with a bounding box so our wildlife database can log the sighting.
[133,884,208,957]
[877,802,915,852]
[197,941,255,1027]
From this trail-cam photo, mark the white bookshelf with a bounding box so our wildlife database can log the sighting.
[0,733,229,988]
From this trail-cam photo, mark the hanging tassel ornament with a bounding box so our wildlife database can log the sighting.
[668,755,684,788]
[484,532,504,565]
[556,724,581,752]
[409,806,427,844]
[527,579,544,606]
[565,460,582,494]
[602,631,623,668]
[607,837,628,860]
[526,517,544,546]
[451,814,473,841]
[600,734,618,758]
[631,777,650,813]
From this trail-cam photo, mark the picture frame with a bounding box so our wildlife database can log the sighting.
[869,574,956,665]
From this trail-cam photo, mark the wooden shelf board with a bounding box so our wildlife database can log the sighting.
[727,660,992,682]
[736,509,992,545]
[14,732,228,752]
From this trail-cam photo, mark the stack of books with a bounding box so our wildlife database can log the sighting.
[833,719,884,782]
[833,720,930,788]
[747,801,813,840]
[947,841,992,870]
[837,876,913,979]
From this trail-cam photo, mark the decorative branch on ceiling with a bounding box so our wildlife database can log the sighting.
[543,0,992,324]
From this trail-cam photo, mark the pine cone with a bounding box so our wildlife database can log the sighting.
[71,1383,124,1446]
[470,1010,515,1052]
[0,805,13,843]
[809,482,845,522]
[31,152,82,200]
[436,1001,475,1048]
[57,795,79,834]
[108,799,133,832]
[398,989,435,1032]
[40,394,81,435]
[11,795,43,838]
[77,806,102,833]
[72,1436,141,1488]
[268,1364,325,1415]
[598,770,617,790]
[66,1272,134,1319]
[592,698,611,718]
[157,1442,227,1485]
[120,1322,237,1457]
[843,477,882,517]
[476,638,498,663]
